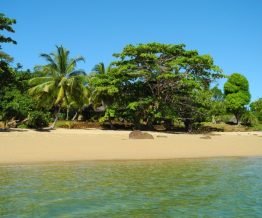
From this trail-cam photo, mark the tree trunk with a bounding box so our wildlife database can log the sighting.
[133,116,141,130]
[109,118,114,129]
[184,119,193,132]
[235,113,240,125]
[72,111,78,121]
[212,115,216,124]
[66,106,70,121]
[49,107,61,129]
[4,120,7,129]
[145,120,154,130]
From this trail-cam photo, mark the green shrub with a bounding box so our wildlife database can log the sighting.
[17,123,28,129]
[250,98,262,122]
[251,123,262,131]
[241,111,258,127]
[27,111,50,129]
[217,114,234,123]
[55,120,73,128]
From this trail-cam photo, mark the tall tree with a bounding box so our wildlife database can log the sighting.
[209,86,226,123]
[0,13,17,62]
[28,46,88,128]
[0,13,20,128]
[0,13,17,88]
[224,73,251,124]
[89,62,114,109]
[94,43,223,131]
[92,62,109,75]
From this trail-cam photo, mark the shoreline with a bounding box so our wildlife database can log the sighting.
[0,129,262,164]
[2,157,262,167]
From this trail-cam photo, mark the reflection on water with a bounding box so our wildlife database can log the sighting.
[0,158,262,217]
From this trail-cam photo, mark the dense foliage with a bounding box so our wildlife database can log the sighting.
[250,98,262,122]
[28,46,89,128]
[27,111,50,129]
[241,111,258,127]
[0,13,16,62]
[90,43,223,131]
[224,73,251,124]
[1,13,261,131]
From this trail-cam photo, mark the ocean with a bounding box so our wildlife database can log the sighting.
[1,157,261,217]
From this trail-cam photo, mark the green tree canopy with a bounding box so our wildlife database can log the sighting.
[0,13,17,62]
[224,73,251,124]
[89,62,114,109]
[0,13,17,93]
[92,43,223,131]
[0,69,36,128]
[209,86,226,123]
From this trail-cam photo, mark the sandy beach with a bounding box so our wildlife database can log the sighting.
[0,129,262,164]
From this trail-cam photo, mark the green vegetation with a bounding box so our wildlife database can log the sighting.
[0,13,261,131]
[250,98,262,122]
[27,111,50,129]
[224,73,251,124]
[0,13,17,62]
[240,111,258,127]
[89,43,223,132]
[28,45,88,128]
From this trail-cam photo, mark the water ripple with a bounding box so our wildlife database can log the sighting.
[0,157,262,217]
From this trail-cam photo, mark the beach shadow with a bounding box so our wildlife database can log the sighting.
[0,128,52,133]
[156,135,168,138]
[35,129,51,132]
[206,133,221,137]
[200,135,212,139]
[0,128,28,132]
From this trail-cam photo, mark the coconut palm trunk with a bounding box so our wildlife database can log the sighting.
[72,111,78,121]
[49,106,61,129]
[66,105,70,120]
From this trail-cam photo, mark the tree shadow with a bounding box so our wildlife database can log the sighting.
[35,129,51,132]
[0,128,29,132]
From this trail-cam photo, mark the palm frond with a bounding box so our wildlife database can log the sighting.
[28,81,56,95]
[28,76,53,86]
[66,56,85,74]
[31,45,87,109]
[92,62,106,74]
[67,70,86,77]
[55,86,65,105]
[40,53,58,72]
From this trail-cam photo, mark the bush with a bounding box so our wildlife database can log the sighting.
[250,98,262,122]
[27,111,50,129]
[217,114,234,124]
[17,123,28,129]
[241,111,258,127]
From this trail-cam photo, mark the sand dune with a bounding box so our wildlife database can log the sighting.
[0,129,262,164]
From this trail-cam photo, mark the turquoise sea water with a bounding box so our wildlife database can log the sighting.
[0,158,262,217]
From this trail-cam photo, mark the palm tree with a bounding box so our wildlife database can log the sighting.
[92,62,106,75]
[90,62,112,109]
[28,45,88,128]
[89,62,117,127]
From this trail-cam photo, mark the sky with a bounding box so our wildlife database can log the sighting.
[1,0,262,100]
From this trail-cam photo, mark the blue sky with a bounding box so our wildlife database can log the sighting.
[1,0,262,100]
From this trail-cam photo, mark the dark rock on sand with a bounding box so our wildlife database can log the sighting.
[129,130,154,139]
